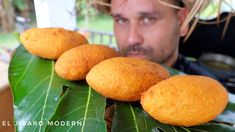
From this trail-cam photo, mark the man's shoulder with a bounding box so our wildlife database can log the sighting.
[173,54,216,78]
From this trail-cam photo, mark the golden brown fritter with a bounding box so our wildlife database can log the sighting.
[141,75,228,127]
[86,57,170,101]
[20,28,88,59]
[55,44,119,80]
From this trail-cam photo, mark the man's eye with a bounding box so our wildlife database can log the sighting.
[142,17,156,25]
[116,18,128,25]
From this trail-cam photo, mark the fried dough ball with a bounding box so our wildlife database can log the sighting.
[86,57,170,101]
[141,75,228,127]
[55,44,118,80]
[20,28,88,59]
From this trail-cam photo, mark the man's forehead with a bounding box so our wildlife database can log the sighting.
[111,0,174,17]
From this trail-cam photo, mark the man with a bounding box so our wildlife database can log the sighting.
[111,0,185,66]
[107,0,215,77]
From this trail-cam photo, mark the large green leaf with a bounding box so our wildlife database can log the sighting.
[46,82,107,132]
[112,102,235,132]
[9,45,65,132]
[8,45,107,132]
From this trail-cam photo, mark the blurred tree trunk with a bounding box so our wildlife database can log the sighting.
[0,0,15,32]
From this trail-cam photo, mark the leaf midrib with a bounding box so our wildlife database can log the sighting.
[38,61,54,132]
[129,103,139,132]
[81,87,92,132]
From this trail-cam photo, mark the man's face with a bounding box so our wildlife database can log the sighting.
[111,0,185,66]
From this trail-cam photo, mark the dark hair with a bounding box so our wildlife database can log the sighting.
[174,0,185,13]
[177,0,185,7]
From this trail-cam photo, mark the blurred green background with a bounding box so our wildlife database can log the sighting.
[0,0,114,50]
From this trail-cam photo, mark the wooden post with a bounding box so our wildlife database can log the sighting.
[0,0,15,32]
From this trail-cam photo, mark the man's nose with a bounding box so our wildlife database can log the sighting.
[127,25,144,45]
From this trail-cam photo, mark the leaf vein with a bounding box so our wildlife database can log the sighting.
[180,126,191,132]
[14,56,34,89]
[129,103,139,132]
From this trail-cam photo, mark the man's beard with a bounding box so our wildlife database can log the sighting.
[119,44,175,64]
